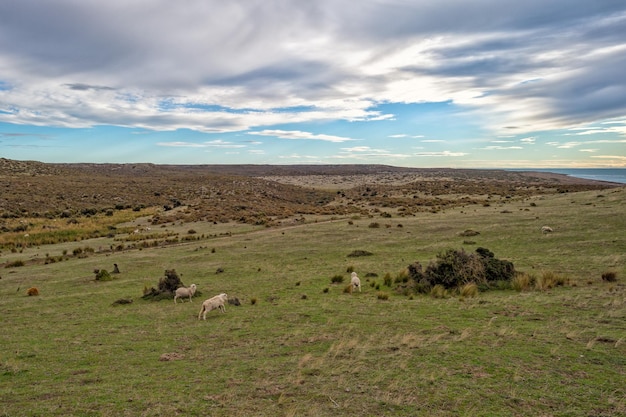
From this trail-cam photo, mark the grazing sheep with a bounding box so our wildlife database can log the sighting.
[198,293,228,320]
[174,283,197,304]
[541,226,553,234]
[350,272,361,293]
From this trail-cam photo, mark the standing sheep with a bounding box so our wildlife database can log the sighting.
[198,293,228,320]
[174,283,197,303]
[350,272,361,293]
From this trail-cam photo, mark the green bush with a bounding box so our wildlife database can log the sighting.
[95,269,113,281]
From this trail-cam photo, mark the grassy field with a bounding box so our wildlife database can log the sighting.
[1,187,625,416]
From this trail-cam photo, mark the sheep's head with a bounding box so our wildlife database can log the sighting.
[220,293,228,301]
[190,284,197,294]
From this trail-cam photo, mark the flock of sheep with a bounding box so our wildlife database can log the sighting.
[174,284,228,320]
[173,271,363,320]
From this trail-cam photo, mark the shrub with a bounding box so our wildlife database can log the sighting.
[476,247,515,283]
[142,269,183,299]
[346,265,355,273]
[368,222,380,228]
[407,247,515,292]
[377,292,389,300]
[331,275,344,284]
[26,287,39,296]
[601,271,617,282]
[250,298,257,305]
[347,250,373,257]
[343,284,353,293]
[95,269,113,281]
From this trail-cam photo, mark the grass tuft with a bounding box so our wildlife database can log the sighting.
[459,282,478,298]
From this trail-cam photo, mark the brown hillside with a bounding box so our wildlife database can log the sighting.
[0,158,619,225]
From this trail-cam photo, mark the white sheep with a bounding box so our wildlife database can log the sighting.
[541,226,553,234]
[174,283,197,304]
[198,293,228,320]
[350,272,361,293]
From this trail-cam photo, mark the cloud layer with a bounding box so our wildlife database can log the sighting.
[0,1,625,167]
[1,1,625,132]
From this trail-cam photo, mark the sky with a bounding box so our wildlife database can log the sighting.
[1,0,626,168]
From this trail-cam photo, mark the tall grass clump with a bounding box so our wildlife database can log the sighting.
[383,273,393,287]
[430,284,448,299]
[536,271,568,290]
[459,282,478,298]
[512,272,536,292]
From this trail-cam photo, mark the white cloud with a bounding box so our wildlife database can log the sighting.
[157,139,245,148]
[414,151,468,157]
[248,129,355,143]
[482,145,524,150]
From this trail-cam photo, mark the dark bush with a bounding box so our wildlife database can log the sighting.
[601,271,617,282]
[142,269,184,300]
[476,247,515,283]
[347,250,373,257]
[331,275,344,284]
[406,247,515,292]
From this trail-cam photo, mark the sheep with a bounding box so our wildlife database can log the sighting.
[174,283,197,304]
[541,226,553,234]
[198,293,228,320]
[350,272,361,293]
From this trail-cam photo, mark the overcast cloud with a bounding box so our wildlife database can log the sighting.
[0,0,625,167]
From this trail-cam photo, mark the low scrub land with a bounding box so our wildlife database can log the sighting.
[1,160,624,416]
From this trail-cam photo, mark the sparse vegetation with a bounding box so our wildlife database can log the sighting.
[0,160,624,416]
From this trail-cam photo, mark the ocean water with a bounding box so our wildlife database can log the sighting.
[517,169,626,184]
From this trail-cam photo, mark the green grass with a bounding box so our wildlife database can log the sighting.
[1,188,625,416]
